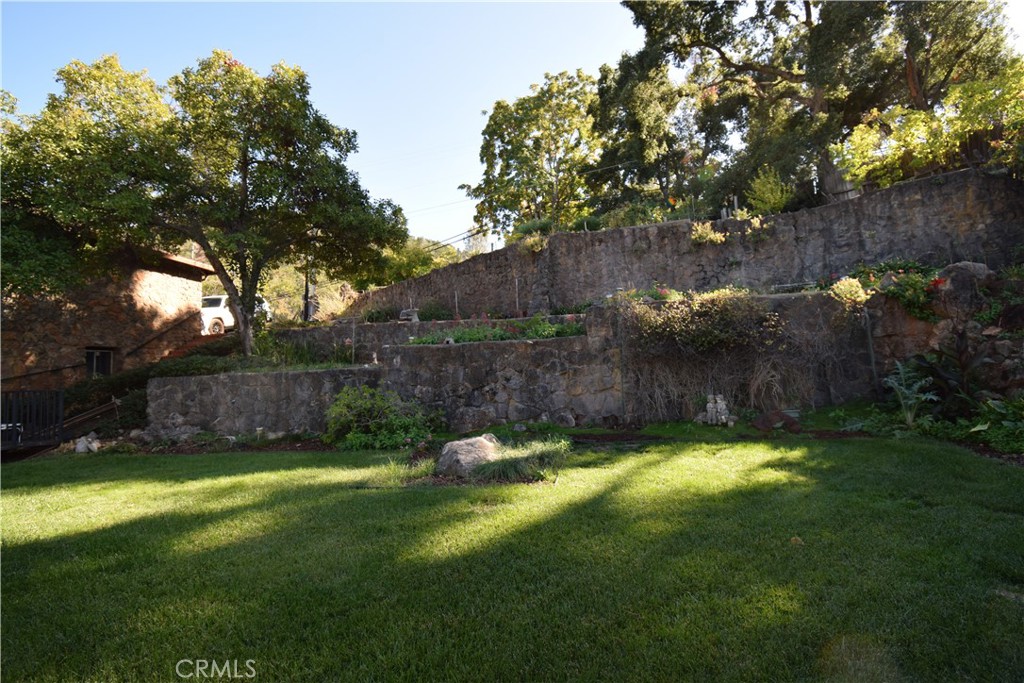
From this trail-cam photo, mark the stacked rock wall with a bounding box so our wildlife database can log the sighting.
[349,171,1023,318]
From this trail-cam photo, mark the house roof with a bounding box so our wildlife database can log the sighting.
[128,248,216,282]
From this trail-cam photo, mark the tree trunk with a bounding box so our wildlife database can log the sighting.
[818,154,860,202]
[236,308,255,357]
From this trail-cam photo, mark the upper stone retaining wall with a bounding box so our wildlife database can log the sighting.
[348,170,1023,318]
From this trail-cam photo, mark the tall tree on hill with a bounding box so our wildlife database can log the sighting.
[622,0,1014,203]
[1,51,407,355]
[589,49,689,209]
[460,70,603,235]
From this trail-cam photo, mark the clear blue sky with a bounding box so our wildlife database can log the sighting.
[1,1,645,248]
[4,2,1021,249]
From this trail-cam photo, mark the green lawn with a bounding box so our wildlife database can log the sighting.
[2,436,1023,681]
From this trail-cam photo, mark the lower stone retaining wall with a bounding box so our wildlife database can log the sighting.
[380,333,622,434]
[147,367,381,440]
[147,296,876,437]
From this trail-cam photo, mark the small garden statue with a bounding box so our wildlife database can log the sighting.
[695,394,737,427]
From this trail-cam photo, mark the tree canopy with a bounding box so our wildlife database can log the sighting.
[460,70,602,235]
[2,51,407,354]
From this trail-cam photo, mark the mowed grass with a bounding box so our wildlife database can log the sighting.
[2,437,1023,681]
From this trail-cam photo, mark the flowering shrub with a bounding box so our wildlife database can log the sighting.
[690,220,726,245]
[827,277,869,311]
[848,259,940,321]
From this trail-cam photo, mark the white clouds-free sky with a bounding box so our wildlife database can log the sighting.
[1,1,645,248]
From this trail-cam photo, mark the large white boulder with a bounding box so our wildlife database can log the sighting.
[435,434,501,478]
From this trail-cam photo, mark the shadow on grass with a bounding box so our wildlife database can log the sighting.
[2,438,1023,681]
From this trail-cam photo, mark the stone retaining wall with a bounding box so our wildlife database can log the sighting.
[348,171,1023,318]
[147,366,381,440]
[147,296,876,437]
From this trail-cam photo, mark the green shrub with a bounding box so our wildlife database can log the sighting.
[551,302,593,315]
[690,220,726,245]
[417,301,454,321]
[323,386,442,451]
[507,218,555,243]
[409,314,585,345]
[363,306,400,323]
[625,287,783,356]
[745,166,795,215]
[570,215,602,232]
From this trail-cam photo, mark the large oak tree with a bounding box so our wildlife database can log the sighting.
[2,51,407,355]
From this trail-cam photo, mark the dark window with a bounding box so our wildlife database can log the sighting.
[85,348,114,378]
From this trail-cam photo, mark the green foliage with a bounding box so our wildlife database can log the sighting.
[836,63,1024,186]
[883,272,940,322]
[416,301,454,322]
[850,259,936,287]
[349,237,461,290]
[322,386,441,451]
[551,302,593,316]
[624,284,684,302]
[849,260,940,321]
[3,51,407,355]
[624,0,1014,206]
[689,220,726,245]
[409,314,585,345]
[471,437,571,483]
[569,214,602,232]
[362,306,400,323]
[506,218,555,243]
[882,361,939,428]
[461,70,602,234]
[744,166,795,215]
[251,332,351,367]
[625,287,782,357]
[600,202,669,230]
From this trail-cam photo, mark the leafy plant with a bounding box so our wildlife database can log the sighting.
[625,286,782,356]
[551,302,593,315]
[744,166,794,215]
[409,314,585,345]
[827,277,869,311]
[417,301,454,321]
[363,306,401,323]
[690,220,726,245]
[909,328,992,420]
[322,386,442,451]
[882,361,938,428]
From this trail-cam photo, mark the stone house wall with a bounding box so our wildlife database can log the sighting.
[348,170,1023,318]
[2,257,211,391]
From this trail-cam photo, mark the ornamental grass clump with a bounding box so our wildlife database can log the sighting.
[471,437,571,483]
